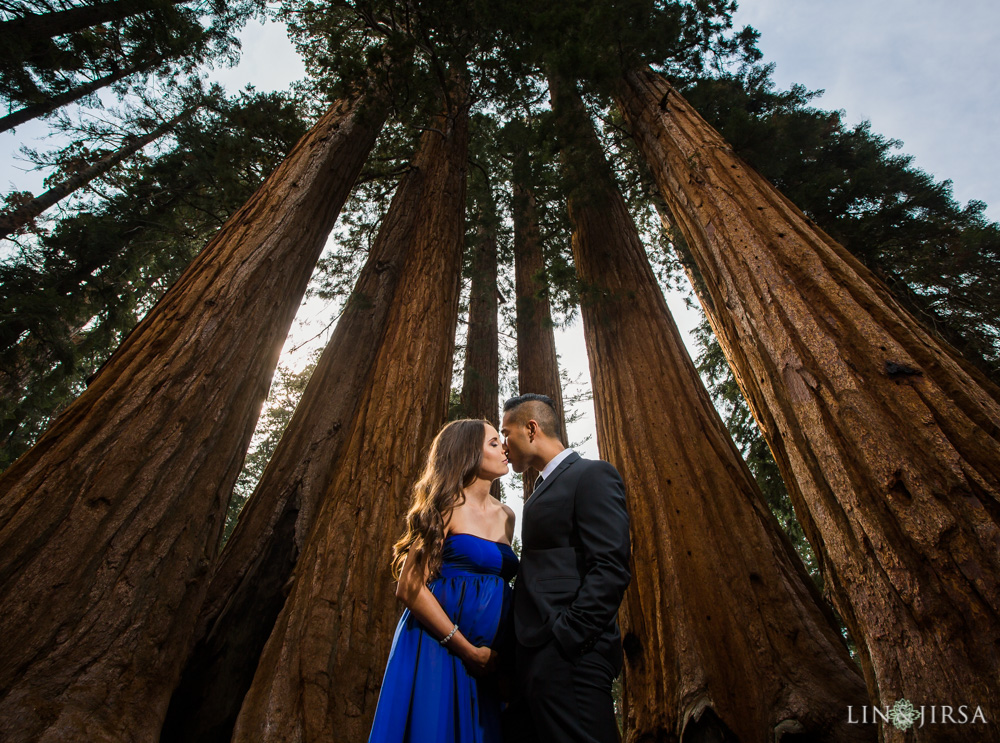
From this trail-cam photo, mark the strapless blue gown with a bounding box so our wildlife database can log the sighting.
[368,533,519,743]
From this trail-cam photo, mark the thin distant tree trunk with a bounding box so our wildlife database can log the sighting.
[231,84,470,743]
[0,107,192,238]
[160,110,433,743]
[0,87,388,743]
[460,191,501,424]
[512,160,567,496]
[459,189,501,498]
[617,67,1000,741]
[550,73,872,743]
[0,61,152,133]
[0,0,189,60]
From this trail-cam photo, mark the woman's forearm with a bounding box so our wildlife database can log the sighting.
[402,585,477,661]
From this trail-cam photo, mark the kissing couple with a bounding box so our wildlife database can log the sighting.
[367,392,631,743]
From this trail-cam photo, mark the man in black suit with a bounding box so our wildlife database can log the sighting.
[500,393,631,743]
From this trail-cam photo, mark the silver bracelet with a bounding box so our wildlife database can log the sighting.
[439,623,459,645]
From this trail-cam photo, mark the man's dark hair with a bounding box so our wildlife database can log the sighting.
[503,393,563,443]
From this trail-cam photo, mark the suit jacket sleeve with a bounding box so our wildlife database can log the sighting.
[550,460,631,657]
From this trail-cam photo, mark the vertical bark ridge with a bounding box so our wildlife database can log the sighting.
[617,67,1000,741]
[551,74,871,743]
[0,89,388,743]
[230,86,469,743]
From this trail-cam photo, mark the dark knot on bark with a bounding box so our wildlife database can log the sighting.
[885,360,923,378]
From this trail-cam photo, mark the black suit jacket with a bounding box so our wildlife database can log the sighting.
[513,451,631,660]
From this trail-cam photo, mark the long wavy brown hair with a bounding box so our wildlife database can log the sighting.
[391,419,490,580]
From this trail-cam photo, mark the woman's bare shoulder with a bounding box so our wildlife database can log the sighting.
[500,502,515,537]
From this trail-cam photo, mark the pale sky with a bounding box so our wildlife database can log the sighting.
[732,0,999,222]
[3,4,997,532]
[4,3,996,216]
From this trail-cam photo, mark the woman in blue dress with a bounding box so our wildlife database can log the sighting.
[368,419,518,743]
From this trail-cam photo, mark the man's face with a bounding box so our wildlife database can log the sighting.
[500,411,530,474]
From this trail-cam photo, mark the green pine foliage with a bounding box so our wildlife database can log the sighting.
[0,90,306,470]
[1,0,258,123]
[682,64,1000,381]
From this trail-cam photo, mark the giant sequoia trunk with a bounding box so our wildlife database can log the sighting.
[0,107,193,238]
[230,88,469,743]
[512,161,568,496]
[160,122,428,743]
[0,89,388,742]
[551,75,871,743]
[617,68,1000,741]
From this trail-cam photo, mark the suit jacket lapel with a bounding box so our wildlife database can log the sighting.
[527,451,580,506]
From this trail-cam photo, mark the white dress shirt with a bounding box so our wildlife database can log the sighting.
[538,447,575,483]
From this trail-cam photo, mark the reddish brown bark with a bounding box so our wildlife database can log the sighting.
[0,90,388,742]
[551,75,871,742]
[512,163,568,496]
[160,118,426,743]
[617,67,1000,741]
[230,90,469,743]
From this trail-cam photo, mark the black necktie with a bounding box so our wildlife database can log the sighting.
[532,474,544,493]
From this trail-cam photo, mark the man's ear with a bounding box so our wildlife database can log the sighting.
[527,420,538,442]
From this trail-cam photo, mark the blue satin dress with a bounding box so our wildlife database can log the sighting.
[368,533,519,743]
